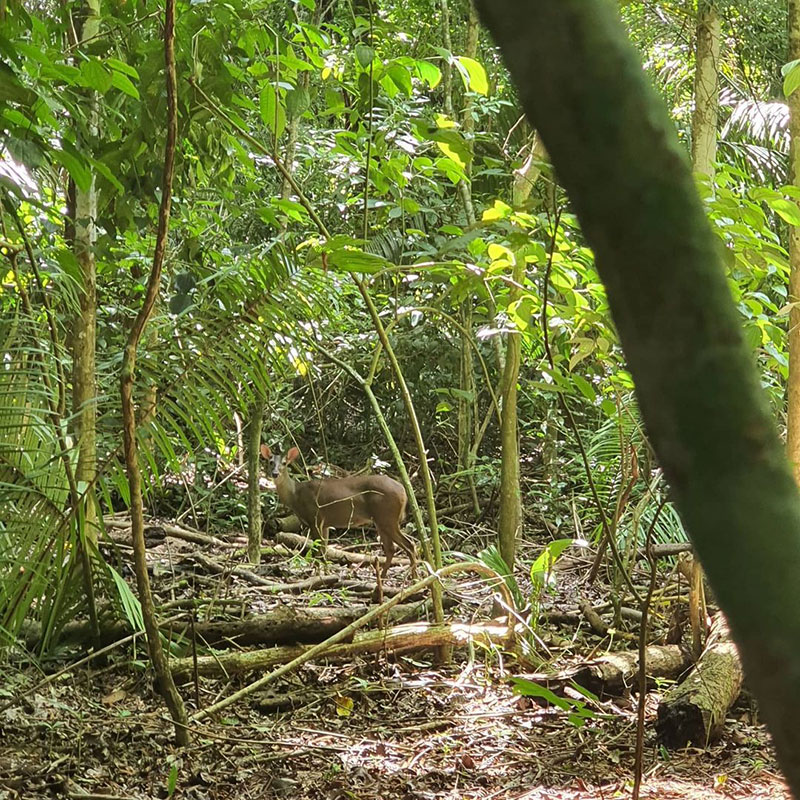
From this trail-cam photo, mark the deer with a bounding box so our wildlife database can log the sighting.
[261,445,417,578]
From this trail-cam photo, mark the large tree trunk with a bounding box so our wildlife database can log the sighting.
[787,0,800,485]
[475,1,800,793]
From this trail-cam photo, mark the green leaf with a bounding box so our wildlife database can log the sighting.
[0,63,36,105]
[355,44,375,69]
[510,678,571,710]
[55,249,82,284]
[167,764,179,798]
[324,248,390,274]
[415,124,472,168]
[107,57,140,79]
[413,59,441,88]
[110,70,139,99]
[569,338,596,370]
[80,58,113,93]
[93,158,124,193]
[387,63,412,97]
[531,539,572,581]
[52,147,91,192]
[784,62,800,98]
[286,86,310,117]
[169,293,193,315]
[271,197,308,221]
[259,86,286,137]
[572,374,596,402]
[455,56,488,95]
[768,198,800,226]
[435,156,468,184]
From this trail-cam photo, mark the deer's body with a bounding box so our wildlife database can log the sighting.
[262,446,417,577]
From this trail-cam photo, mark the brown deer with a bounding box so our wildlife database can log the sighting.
[261,445,417,577]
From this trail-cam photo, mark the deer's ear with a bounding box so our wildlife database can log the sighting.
[260,444,271,459]
[287,447,300,463]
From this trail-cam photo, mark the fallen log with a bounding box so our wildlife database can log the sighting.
[513,645,691,700]
[656,615,742,748]
[168,601,432,647]
[22,601,433,652]
[171,621,511,679]
[572,644,691,695]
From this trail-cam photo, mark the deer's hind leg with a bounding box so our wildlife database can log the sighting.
[378,527,395,578]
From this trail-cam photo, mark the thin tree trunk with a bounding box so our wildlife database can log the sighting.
[120,0,189,745]
[497,261,524,571]
[456,2,480,514]
[688,0,720,658]
[247,401,265,564]
[690,0,721,177]
[72,0,100,543]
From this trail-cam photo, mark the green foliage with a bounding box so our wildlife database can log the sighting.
[509,677,597,727]
[1,0,798,654]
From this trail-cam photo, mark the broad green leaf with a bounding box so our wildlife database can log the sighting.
[259,86,286,138]
[601,398,617,417]
[569,338,596,370]
[0,64,36,104]
[455,56,488,95]
[768,198,800,226]
[572,374,596,402]
[510,678,572,710]
[387,63,412,97]
[488,242,513,262]
[110,70,139,99]
[415,123,472,167]
[55,249,82,284]
[6,135,45,169]
[531,539,572,580]
[92,158,124,193]
[286,86,310,117]
[355,44,375,69]
[435,156,467,184]
[280,53,314,72]
[780,59,800,78]
[483,200,512,221]
[437,140,467,168]
[80,58,113,93]
[107,57,139,79]
[52,147,91,192]
[41,62,81,85]
[414,60,441,88]
[784,62,800,98]
[271,197,308,221]
[325,249,390,274]
[323,87,345,114]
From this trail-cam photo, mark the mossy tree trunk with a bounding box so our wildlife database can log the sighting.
[787,0,800,485]
[475,0,800,792]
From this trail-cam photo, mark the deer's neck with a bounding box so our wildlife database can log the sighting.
[275,471,297,507]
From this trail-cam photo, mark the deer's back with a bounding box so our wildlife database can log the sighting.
[296,474,406,528]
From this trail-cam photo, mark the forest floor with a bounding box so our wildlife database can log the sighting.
[0,516,790,800]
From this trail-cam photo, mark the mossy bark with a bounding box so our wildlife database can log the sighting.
[476,0,800,791]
